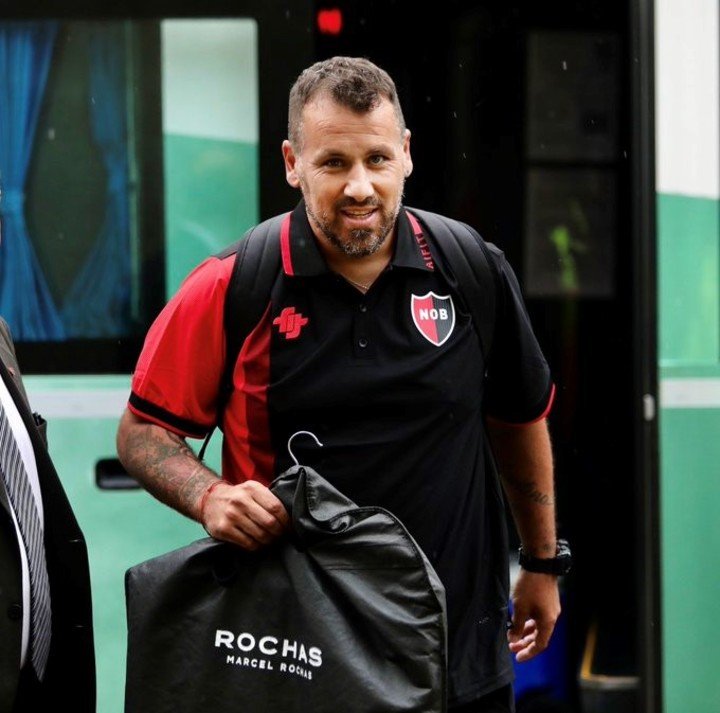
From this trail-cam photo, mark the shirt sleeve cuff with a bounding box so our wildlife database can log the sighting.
[128,392,210,439]
[485,382,556,428]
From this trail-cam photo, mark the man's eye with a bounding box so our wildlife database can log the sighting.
[368,155,386,165]
[324,158,343,168]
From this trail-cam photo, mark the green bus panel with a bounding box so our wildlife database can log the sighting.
[657,193,719,366]
[25,375,219,713]
[164,133,259,295]
[660,407,720,713]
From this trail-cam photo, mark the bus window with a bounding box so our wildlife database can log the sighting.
[0,18,259,371]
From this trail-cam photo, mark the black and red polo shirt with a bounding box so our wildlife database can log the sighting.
[129,201,554,706]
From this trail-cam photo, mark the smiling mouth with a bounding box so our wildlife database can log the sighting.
[341,207,377,221]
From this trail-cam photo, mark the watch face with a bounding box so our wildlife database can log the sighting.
[557,543,572,574]
[555,554,572,575]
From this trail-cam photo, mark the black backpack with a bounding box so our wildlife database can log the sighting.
[200,208,499,459]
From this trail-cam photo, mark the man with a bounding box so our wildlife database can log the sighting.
[117,56,562,712]
[0,318,95,712]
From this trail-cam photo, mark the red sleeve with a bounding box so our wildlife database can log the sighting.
[128,255,235,438]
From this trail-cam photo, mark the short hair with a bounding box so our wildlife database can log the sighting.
[288,56,406,149]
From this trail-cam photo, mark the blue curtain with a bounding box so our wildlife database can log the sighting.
[62,24,131,337]
[0,22,65,340]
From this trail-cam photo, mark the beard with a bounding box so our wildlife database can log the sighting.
[303,191,404,259]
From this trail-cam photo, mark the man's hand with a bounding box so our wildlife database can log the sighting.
[116,409,290,551]
[507,569,561,662]
[201,480,290,550]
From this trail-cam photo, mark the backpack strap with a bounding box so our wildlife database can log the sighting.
[406,208,498,361]
[197,213,287,460]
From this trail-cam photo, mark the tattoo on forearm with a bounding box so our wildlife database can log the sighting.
[124,427,214,519]
[514,480,554,507]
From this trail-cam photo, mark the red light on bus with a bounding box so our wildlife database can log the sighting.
[317,8,343,35]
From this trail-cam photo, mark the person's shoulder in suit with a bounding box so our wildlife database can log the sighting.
[0,318,31,412]
[0,317,14,351]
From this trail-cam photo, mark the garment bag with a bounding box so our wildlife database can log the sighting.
[125,464,447,712]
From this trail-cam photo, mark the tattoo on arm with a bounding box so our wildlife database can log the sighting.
[123,425,216,520]
[512,480,555,507]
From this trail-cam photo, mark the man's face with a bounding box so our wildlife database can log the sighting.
[282,95,413,258]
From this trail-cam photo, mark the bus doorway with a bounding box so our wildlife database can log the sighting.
[314,1,658,711]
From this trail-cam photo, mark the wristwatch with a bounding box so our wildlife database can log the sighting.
[518,539,572,575]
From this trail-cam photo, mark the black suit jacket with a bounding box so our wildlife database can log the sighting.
[0,319,95,712]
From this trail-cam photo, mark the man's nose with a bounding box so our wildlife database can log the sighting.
[344,164,374,202]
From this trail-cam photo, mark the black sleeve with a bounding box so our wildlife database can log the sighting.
[483,252,554,423]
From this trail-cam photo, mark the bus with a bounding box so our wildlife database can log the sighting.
[0,1,715,712]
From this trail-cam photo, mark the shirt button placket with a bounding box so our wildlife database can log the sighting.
[354,302,372,357]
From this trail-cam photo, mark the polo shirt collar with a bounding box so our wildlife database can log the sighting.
[392,208,435,272]
[283,201,435,277]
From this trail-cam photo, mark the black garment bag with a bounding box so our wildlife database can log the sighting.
[125,465,448,712]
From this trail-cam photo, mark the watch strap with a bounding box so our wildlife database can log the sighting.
[518,539,572,575]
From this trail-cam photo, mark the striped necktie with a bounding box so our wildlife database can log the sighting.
[0,399,52,680]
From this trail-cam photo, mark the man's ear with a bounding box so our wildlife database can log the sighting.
[402,129,413,178]
[282,140,301,188]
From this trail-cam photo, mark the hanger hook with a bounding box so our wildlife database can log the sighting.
[287,430,324,466]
